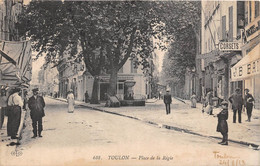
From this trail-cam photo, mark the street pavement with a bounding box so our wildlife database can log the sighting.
[56,96,260,148]
[0,97,259,166]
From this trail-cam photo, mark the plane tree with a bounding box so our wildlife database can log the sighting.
[17,1,200,103]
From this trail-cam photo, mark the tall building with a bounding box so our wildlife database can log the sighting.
[197,1,260,109]
[197,1,245,102]
[231,1,260,109]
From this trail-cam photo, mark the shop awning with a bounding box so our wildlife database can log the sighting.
[231,45,260,82]
[0,40,32,86]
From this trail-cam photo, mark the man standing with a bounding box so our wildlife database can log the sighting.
[28,88,45,138]
[229,88,243,123]
[244,89,255,122]
[164,90,172,115]
[7,87,23,139]
[84,91,89,103]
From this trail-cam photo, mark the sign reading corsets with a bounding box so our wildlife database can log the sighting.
[218,42,242,51]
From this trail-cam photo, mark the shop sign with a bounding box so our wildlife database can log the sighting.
[232,60,260,80]
[245,17,260,41]
[218,42,242,51]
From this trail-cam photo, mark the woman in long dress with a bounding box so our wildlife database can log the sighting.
[67,90,75,113]
[190,92,197,108]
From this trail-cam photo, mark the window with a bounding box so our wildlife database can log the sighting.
[249,1,252,23]
[256,1,260,18]
[229,6,233,42]
[131,60,137,73]
[245,1,248,26]
[222,16,226,40]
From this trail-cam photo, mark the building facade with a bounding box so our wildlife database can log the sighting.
[196,1,244,103]
[231,1,260,109]
[57,54,147,101]
[197,1,260,109]
[37,63,59,96]
[0,0,23,41]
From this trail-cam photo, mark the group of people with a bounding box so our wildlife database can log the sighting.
[0,87,45,139]
[216,88,254,146]
[229,88,255,123]
[162,88,255,146]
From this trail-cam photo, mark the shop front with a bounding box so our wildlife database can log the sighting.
[231,44,260,109]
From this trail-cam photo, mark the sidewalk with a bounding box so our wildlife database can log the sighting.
[55,97,260,149]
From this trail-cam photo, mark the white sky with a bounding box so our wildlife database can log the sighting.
[155,49,166,72]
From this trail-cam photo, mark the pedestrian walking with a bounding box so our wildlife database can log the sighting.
[28,88,45,138]
[190,92,197,108]
[163,90,172,115]
[244,89,255,122]
[216,101,229,145]
[205,90,213,115]
[229,88,243,123]
[7,87,23,139]
[0,88,8,129]
[67,90,75,113]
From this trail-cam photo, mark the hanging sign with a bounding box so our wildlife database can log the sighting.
[218,42,242,51]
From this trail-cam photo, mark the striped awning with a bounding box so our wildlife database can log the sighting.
[0,40,32,86]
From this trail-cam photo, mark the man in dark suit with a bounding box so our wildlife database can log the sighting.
[164,90,172,115]
[28,88,45,138]
[229,88,243,123]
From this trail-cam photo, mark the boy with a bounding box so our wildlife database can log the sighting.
[244,89,254,122]
[216,101,228,145]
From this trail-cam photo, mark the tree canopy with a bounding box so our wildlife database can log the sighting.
[17,0,201,101]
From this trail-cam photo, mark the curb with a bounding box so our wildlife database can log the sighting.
[145,99,159,103]
[53,97,260,150]
[173,96,187,104]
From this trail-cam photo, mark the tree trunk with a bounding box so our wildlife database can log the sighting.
[108,68,118,96]
[90,76,99,104]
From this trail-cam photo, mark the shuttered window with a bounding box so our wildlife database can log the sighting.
[229,6,233,42]
[222,16,226,40]
[256,1,260,18]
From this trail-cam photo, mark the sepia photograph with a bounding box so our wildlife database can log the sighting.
[0,0,260,165]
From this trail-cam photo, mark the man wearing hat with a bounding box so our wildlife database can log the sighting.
[229,88,243,123]
[244,89,255,122]
[216,101,229,145]
[163,89,172,115]
[28,88,45,138]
